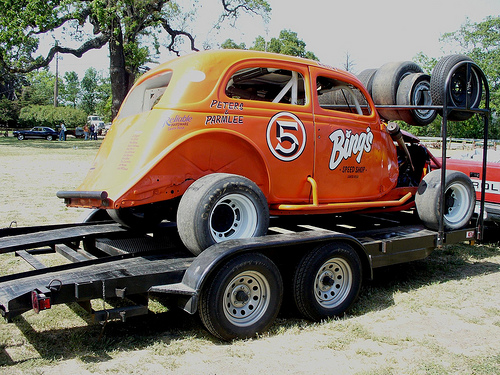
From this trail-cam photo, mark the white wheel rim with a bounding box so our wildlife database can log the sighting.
[314,258,352,309]
[223,270,270,327]
[444,182,470,225]
[209,193,258,242]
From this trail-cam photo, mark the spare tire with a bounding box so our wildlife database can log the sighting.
[430,54,482,121]
[396,73,437,126]
[357,69,377,97]
[372,61,423,121]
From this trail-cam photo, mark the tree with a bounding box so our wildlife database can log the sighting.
[60,71,80,108]
[0,0,271,118]
[222,29,318,60]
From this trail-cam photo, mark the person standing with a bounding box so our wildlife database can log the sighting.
[83,124,89,140]
[59,122,66,141]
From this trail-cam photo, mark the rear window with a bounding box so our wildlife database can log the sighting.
[117,71,172,119]
[226,67,306,105]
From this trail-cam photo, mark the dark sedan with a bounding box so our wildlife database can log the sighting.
[13,127,59,141]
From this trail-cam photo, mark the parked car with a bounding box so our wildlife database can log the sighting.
[13,127,59,141]
[58,50,483,255]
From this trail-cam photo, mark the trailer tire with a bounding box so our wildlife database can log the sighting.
[396,73,437,126]
[416,169,475,230]
[293,242,362,321]
[430,54,482,121]
[372,61,423,121]
[177,173,269,255]
[199,253,283,341]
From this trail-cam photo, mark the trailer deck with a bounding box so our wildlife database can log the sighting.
[0,211,476,324]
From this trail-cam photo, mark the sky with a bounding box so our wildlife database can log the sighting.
[50,0,500,78]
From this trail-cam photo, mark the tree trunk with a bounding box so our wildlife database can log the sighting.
[108,20,130,119]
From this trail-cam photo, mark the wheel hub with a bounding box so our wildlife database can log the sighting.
[314,258,352,308]
[223,271,270,327]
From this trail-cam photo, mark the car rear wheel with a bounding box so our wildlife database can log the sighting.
[17,134,24,140]
[177,173,269,256]
[46,135,54,141]
[415,169,476,230]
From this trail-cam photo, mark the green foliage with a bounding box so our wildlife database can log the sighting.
[80,67,110,117]
[0,98,19,127]
[18,104,86,128]
[409,16,500,139]
[223,29,318,60]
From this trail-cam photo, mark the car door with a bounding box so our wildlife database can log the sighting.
[310,67,398,203]
[223,62,315,204]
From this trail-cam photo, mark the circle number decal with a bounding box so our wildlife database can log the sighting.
[266,112,306,162]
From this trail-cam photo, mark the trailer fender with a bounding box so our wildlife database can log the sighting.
[170,230,372,314]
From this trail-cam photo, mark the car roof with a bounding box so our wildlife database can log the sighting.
[136,49,358,86]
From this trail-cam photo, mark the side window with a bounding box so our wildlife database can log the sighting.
[226,67,306,105]
[316,76,371,116]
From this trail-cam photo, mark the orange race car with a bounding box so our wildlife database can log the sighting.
[58,50,482,255]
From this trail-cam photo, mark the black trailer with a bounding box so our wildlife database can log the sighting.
[0,212,477,340]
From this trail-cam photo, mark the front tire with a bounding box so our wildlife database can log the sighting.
[293,242,362,321]
[198,253,283,341]
[416,169,475,230]
[177,173,269,255]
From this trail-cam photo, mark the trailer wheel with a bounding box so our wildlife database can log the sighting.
[430,54,482,121]
[177,173,269,255]
[372,61,423,121]
[416,169,475,230]
[199,253,283,341]
[293,242,362,321]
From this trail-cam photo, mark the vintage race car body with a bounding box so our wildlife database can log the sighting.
[62,50,414,215]
[59,50,484,254]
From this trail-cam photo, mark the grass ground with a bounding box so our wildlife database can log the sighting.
[0,138,499,374]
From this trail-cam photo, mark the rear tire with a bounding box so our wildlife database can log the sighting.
[107,204,163,231]
[199,253,283,340]
[416,169,475,230]
[177,173,269,255]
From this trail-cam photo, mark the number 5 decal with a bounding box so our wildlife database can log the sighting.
[266,112,306,162]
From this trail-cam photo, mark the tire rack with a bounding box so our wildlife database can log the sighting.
[374,60,490,246]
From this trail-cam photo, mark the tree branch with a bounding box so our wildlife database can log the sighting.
[159,19,199,56]
[5,34,110,74]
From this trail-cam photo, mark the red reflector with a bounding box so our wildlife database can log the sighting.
[31,290,51,313]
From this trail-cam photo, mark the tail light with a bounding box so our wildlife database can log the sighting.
[31,290,51,313]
